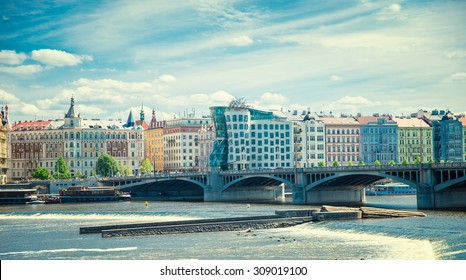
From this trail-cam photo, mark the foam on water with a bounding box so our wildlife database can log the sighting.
[0,247,138,257]
[274,223,438,260]
[0,212,196,223]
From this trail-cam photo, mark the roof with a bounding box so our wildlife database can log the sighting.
[136,120,149,130]
[393,118,431,128]
[321,117,359,125]
[459,117,466,126]
[12,120,52,131]
[354,115,391,125]
[65,97,79,118]
[124,111,135,127]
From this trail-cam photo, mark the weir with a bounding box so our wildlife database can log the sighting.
[79,206,425,238]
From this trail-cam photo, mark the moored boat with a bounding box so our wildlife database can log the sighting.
[0,188,39,204]
[59,186,131,203]
[365,182,416,196]
[26,200,46,205]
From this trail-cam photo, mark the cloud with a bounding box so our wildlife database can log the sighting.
[258,92,289,105]
[0,50,28,65]
[444,50,466,59]
[0,64,43,75]
[71,78,153,92]
[157,74,177,83]
[330,75,342,81]
[322,96,404,116]
[0,88,41,117]
[389,4,401,13]
[31,49,93,67]
[229,35,253,46]
[443,72,466,83]
[336,96,382,106]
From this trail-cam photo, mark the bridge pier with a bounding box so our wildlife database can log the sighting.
[305,189,366,205]
[416,184,435,209]
[292,185,306,204]
[204,171,224,202]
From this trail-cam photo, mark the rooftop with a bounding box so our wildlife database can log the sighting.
[321,116,360,125]
[393,118,431,128]
[354,115,392,125]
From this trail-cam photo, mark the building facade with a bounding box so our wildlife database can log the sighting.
[279,110,326,168]
[8,98,145,179]
[321,116,361,166]
[394,117,433,163]
[0,106,9,184]
[357,116,398,165]
[145,109,165,172]
[422,110,463,162]
[210,104,294,170]
[460,117,466,162]
[163,116,211,171]
[197,124,215,172]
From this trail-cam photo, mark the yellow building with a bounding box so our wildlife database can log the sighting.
[0,106,9,184]
[393,117,433,163]
[145,109,165,172]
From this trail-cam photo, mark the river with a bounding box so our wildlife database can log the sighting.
[1,196,465,260]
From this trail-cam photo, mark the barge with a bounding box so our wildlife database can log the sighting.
[59,186,131,203]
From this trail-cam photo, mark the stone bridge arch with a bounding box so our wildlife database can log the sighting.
[222,174,295,191]
[305,171,417,192]
[220,174,295,203]
[121,177,207,201]
[298,171,419,205]
[434,176,466,192]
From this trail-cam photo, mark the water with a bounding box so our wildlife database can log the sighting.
[1,197,465,260]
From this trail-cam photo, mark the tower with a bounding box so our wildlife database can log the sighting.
[140,103,145,123]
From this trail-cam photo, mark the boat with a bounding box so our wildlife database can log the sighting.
[0,188,39,204]
[365,182,416,196]
[26,200,46,205]
[58,186,131,203]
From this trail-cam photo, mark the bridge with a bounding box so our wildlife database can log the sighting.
[110,163,466,210]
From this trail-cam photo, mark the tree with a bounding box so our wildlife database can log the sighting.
[358,161,365,167]
[317,161,325,167]
[32,167,50,180]
[96,154,119,177]
[118,165,132,177]
[401,159,409,165]
[140,159,153,174]
[332,160,339,167]
[348,161,353,167]
[428,158,435,164]
[374,160,381,166]
[54,157,71,179]
[388,160,395,166]
[76,171,85,178]
[414,156,421,164]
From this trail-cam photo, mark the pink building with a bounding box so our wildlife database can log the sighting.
[321,116,361,166]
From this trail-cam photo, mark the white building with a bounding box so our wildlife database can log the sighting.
[210,105,294,170]
[9,97,145,179]
[197,124,215,172]
[163,116,212,171]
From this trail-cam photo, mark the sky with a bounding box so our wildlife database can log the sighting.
[0,0,465,123]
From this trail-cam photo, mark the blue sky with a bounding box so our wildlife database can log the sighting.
[0,0,465,123]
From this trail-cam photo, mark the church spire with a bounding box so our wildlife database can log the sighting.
[149,108,158,129]
[140,102,145,122]
[65,95,79,118]
[124,110,135,128]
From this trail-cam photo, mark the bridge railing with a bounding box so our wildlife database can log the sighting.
[219,162,466,176]
[98,162,466,181]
